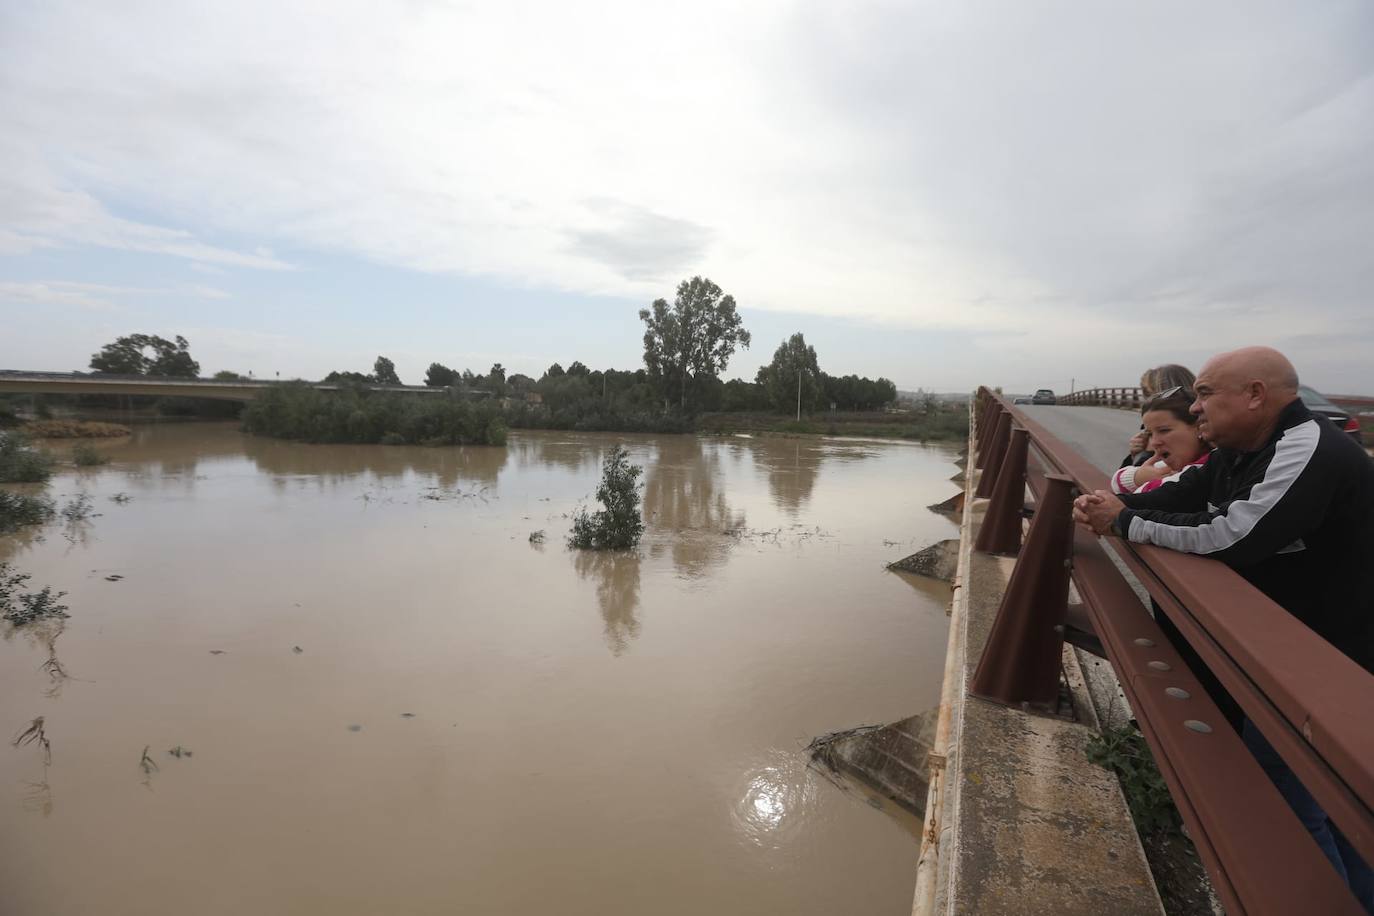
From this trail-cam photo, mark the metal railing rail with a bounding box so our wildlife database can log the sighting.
[969,387,1373,915]
[1058,386,1144,409]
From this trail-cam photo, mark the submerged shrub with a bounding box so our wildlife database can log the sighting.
[0,490,55,533]
[60,493,96,523]
[0,563,69,626]
[0,431,55,483]
[72,443,110,467]
[568,445,644,550]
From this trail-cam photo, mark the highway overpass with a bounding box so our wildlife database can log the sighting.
[0,370,463,402]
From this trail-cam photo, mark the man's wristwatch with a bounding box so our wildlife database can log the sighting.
[1108,517,1123,538]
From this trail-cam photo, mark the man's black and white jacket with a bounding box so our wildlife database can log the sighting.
[1115,398,1374,672]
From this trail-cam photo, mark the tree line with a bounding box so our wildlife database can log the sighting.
[73,276,907,438]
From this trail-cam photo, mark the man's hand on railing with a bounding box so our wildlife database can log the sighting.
[1073,490,1125,535]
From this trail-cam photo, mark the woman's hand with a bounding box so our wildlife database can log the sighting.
[1132,461,1170,485]
[1128,430,1149,454]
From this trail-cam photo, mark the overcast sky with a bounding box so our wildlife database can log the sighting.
[2,0,1372,393]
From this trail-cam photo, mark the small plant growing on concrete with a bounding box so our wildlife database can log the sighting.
[568,445,644,550]
[1085,724,1180,836]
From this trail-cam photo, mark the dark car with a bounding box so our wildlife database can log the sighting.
[1032,389,1057,405]
[1299,385,1362,446]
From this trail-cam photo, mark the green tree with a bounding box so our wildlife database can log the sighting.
[757,333,822,415]
[425,362,458,387]
[90,334,200,378]
[373,356,401,386]
[568,445,644,550]
[212,370,250,381]
[323,370,373,385]
[487,363,506,398]
[639,276,751,412]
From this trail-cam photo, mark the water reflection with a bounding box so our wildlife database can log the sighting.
[731,750,820,851]
[507,434,603,475]
[754,440,821,515]
[642,438,744,579]
[572,550,641,655]
[243,436,509,489]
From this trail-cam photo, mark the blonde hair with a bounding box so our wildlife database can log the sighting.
[1140,364,1196,397]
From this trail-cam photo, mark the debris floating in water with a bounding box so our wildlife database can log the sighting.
[292,646,304,654]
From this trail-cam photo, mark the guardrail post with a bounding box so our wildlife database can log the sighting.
[974,399,1000,460]
[974,411,1012,498]
[974,427,1029,555]
[970,473,1076,709]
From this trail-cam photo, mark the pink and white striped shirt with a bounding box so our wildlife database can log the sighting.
[1111,451,1211,495]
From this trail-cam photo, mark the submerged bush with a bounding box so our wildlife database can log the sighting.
[0,431,55,483]
[72,443,110,467]
[60,493,97,523]
[0,490,55,533]
[242,384,508,446]
[0,563,69,626]
[568,445,644,550]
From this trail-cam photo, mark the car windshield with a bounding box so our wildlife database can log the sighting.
[1298,385,1339,411]
[1035,389,1053,396]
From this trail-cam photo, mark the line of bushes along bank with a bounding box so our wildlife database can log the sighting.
[241,384,509,446]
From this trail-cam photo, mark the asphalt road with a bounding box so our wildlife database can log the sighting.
[1016,405,1141,476]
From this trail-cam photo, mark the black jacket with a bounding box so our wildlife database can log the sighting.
[1117,399,1374,672]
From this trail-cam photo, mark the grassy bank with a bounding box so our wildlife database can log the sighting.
[697,406,969,442]
[241,384,508,446]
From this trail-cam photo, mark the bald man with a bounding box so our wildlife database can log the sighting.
[1074,346,1374,904]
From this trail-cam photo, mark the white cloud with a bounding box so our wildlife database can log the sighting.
[0,280,124,310]
[0,279,231,311]
[2,0,1372,388]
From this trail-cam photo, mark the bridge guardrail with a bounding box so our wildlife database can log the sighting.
[1058,386,1144,409]
[969,386,1373,915]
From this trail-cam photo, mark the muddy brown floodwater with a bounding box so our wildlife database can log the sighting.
[0,423,961,916]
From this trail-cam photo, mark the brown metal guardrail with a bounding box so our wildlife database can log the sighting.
[968,387,1373,915]
[1057,386,1144,409]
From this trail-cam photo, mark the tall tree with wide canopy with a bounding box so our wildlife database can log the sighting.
[89,334,200,378]
[424,362,458,387]
[373,356,401,386]
[757,332,822,415]
[639,276,750,412]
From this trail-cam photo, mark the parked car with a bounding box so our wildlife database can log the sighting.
[1013,396,1033,405]
[1298,385,1363,446]
[1032,389,1057,405]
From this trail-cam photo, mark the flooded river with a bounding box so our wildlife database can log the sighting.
[0,424,960,916]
